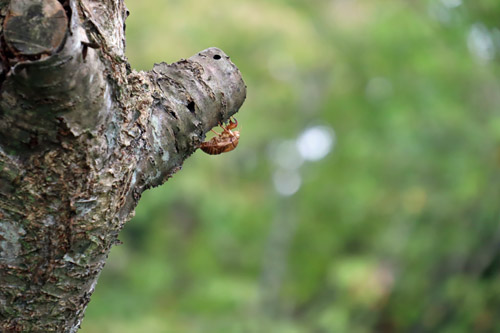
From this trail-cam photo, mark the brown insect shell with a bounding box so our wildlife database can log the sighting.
[200,130,240,155]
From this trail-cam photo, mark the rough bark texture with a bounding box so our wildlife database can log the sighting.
[0,0,246,331]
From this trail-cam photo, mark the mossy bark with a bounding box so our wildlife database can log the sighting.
[0,0,246,331]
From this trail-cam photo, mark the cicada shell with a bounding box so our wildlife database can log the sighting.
[200,118,240,155]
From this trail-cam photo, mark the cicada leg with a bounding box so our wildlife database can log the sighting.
[226,117,238,131]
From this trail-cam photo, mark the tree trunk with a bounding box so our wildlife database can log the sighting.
[0,0,246,331]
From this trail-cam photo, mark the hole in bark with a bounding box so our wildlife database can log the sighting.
[169,111,178,119]
[213,54,221,60]
[28,134,39,148]
[187,101,196,113]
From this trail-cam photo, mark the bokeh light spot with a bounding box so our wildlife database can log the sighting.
[273,169,301,196]
[268,139,304,170]
[467,23,495,62]
[296,125,335,161]
[440,0,462,8]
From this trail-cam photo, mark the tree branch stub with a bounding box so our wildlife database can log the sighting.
[3,0,68,57]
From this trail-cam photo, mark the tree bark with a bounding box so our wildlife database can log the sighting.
[0,0,246,331]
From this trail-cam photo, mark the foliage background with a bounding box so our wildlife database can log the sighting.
[81,0,500,332]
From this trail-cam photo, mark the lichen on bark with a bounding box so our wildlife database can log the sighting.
[0,0,246,331]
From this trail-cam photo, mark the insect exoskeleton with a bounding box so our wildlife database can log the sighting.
[200,117,240,155]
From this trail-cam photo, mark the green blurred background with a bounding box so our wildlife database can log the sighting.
[81,0,500,332]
